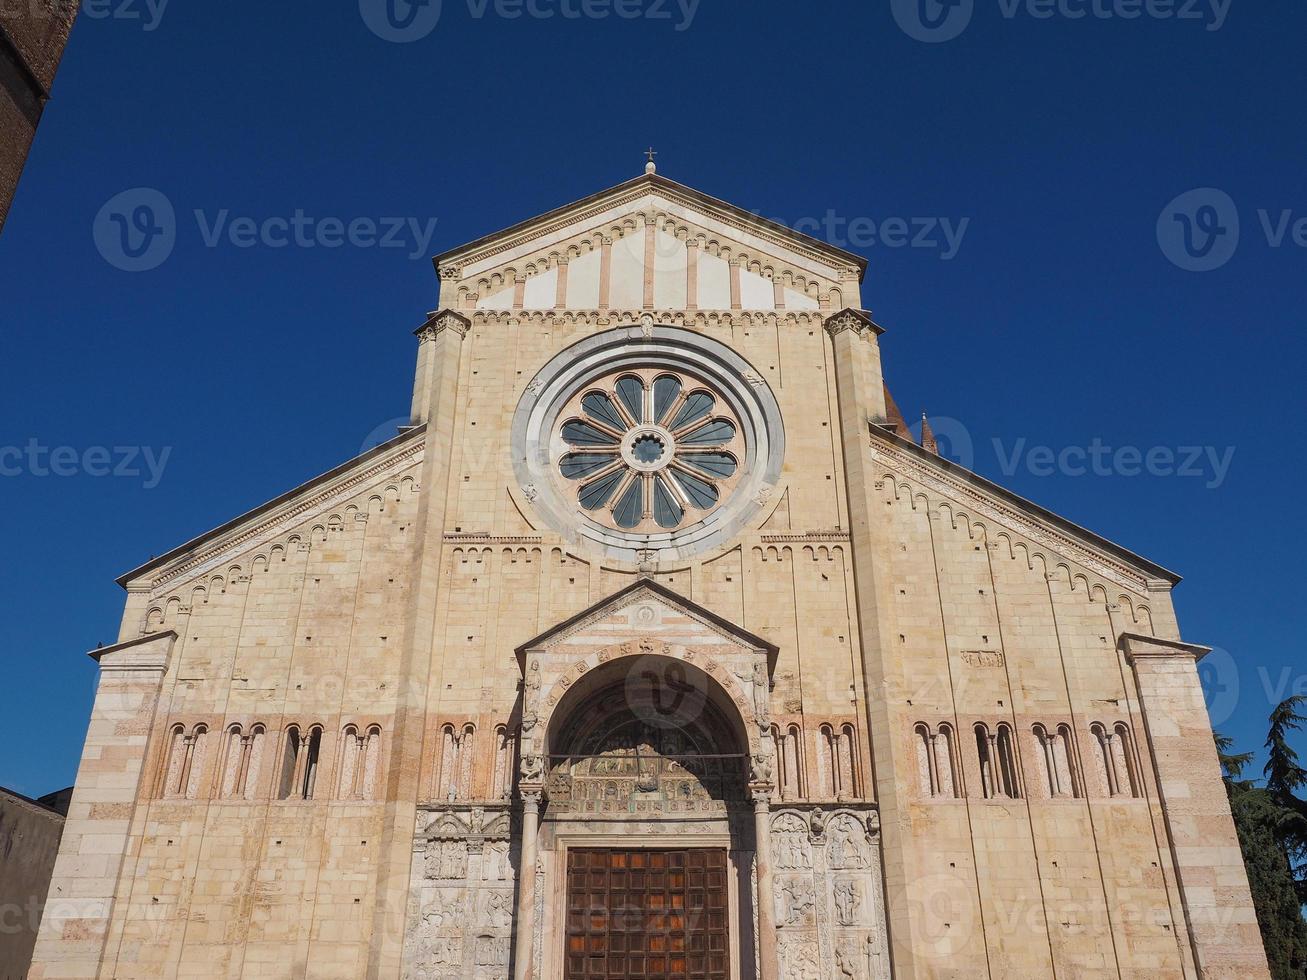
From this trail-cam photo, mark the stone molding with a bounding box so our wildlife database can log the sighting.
[125,430,425,597]
[439,175,862,286]
[90,630,176,672]
[1119,632,1212,663]
[870,433,1159,595]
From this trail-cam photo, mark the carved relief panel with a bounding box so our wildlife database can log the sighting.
[770,806,889,980]
[402,804,515,980]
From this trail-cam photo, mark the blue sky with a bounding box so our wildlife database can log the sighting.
[1,0,1303,796]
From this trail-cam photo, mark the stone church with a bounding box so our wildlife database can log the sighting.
[32,165,1269,980]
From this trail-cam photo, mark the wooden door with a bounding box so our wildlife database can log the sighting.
[565,848,730,980]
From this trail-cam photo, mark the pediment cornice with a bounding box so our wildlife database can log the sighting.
[869,427,1178,595]
[119,426,426,596]
[436,174,866,287]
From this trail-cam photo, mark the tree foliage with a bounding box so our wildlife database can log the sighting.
[1217,696,1307,978]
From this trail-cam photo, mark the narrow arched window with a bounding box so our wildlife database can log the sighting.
[338,725,362,799]
[278,726,301,800]
[457,723,476,800]
[492,725,513,800]
[220,725,245,799]
[161,724,186,798]
[362,726,382,800]
[1090,722,1114,796]
[936,724,959,798]
[914,723,935,796]
[1055,724,1079,799]
[1112,722,1141,798]
[300,726,322,799]
[975,724,994,798]
[995,724,1020,799]
[839,724,859,798]
[818,724,837,798]
[436,724,457,800]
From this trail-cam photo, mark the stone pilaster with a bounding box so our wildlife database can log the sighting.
[369,308,469,978]
[824,308,915,977]
[1121,632,1271,979]
[29,631,175,980]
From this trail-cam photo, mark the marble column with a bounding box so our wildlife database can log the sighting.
[513,789,542,980]
[752,789,779,980]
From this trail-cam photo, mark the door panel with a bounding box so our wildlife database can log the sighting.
[565,848,729,980]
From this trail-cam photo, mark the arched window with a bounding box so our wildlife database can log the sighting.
[277,724,323,800]
[995,724,1020,799]
[219,724,265,800]
[339,725,362,799]
[161,723,209,800]
[278,726,301,800]
[435,724,458,801]
[1055,724,1079,799]
[457,723,476,799]
[976,722,1020,799]
[1112,722,1141,798]
[936,724,959,798]
[1090,722,1113,796]
[492,725,514,801]
[818,724,838,798]
[914,724,935,796]
[839,724,859,798]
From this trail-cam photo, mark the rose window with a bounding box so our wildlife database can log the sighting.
[557,369,743,532]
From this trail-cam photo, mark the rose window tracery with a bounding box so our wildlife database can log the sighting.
[557,369,743,533]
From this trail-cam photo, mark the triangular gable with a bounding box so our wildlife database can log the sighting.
[436,172,866,314]
[515,578,778,672]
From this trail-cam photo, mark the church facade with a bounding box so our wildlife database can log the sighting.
[31,167,1269,980]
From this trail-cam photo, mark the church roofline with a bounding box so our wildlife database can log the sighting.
[514,578,780,671]
[869,423,1182,587]
[115,424,427,589]
[432,172,869,281]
